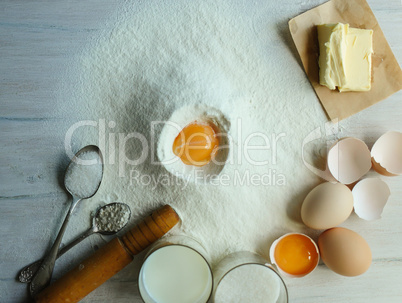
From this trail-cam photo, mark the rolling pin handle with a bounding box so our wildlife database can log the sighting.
[34,205,180,303]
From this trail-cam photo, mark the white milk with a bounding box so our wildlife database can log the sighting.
[139,245,213,303]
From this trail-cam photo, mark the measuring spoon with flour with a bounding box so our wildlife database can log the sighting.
[19,202,131,283]
[29,145,103,297]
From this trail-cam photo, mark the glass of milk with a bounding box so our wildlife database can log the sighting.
[138,235,213,303]
[212,251,288,303]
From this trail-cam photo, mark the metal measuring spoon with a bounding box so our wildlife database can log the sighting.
[29,145,103,297]
[19,202,131,283]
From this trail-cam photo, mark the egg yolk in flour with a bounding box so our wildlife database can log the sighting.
[274,234,319,276]
[172,121,219,167]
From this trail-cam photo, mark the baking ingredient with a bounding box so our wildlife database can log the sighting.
[301,182,353,230]
[139,245,212,303]
[342,27,373,92]
[318,23,347,91]
[371,131,402,176]
[64,150,103,198]
[158,105,230,183]
[213,264,280,303]
[270,233,319,277]
[318,23,373,92]
[58,0,335,267]
[318,227,372,277]
[290,2,402,122]
[95,203,131,232]
[172,121,219,167]
[327,137,372,184]
[352,178,390,221]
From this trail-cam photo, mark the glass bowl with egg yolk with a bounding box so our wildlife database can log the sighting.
[172,120,220,167]
[270,233,319,278]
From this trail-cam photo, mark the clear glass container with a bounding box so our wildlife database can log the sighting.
[212,251,288,303]
[138,235,213,303]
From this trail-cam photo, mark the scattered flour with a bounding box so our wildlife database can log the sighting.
[214,264,281,303]
[58,0,347,272]
[64,150,103,198]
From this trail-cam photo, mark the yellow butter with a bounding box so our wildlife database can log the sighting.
[317,23,373,92]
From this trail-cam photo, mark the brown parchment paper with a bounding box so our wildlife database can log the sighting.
[289,0,402,121]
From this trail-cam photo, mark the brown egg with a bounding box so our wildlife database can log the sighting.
[301,182,354,230]
[318,227,372,277]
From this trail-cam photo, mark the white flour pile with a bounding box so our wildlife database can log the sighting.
[64,150,103,198]
[58,0,345,270]
[214,264,280,303]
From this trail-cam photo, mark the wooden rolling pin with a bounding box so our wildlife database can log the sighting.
[35,205,180,303]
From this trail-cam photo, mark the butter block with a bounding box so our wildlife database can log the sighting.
[341,28,373,92]
[318,23,348,90]
[317,23,373,92]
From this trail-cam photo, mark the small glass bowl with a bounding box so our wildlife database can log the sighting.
[212,251,288,303]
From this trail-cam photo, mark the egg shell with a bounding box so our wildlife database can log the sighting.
[352,178,390,221]
[327,137,372,184]
[371,131,402,176]
[318,227,372,277]
[301,182,354,230]
[269,233,319,278]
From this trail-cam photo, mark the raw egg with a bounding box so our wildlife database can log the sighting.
[270,233,319,278]
[157,105,230,183]
[301,182,354,230]
[172,121,219,167]
[318,227,372,277]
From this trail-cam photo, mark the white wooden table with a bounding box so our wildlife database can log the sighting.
[1,0,401,302]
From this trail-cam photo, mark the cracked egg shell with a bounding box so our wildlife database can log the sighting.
[269,233,319,278]
[327,137,372,184]
[352,178,390,221]
[371,131,402,176]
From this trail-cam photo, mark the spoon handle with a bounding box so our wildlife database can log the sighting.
[19,228,95,283]
[29,197,81,297]
[35,205,180,303]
